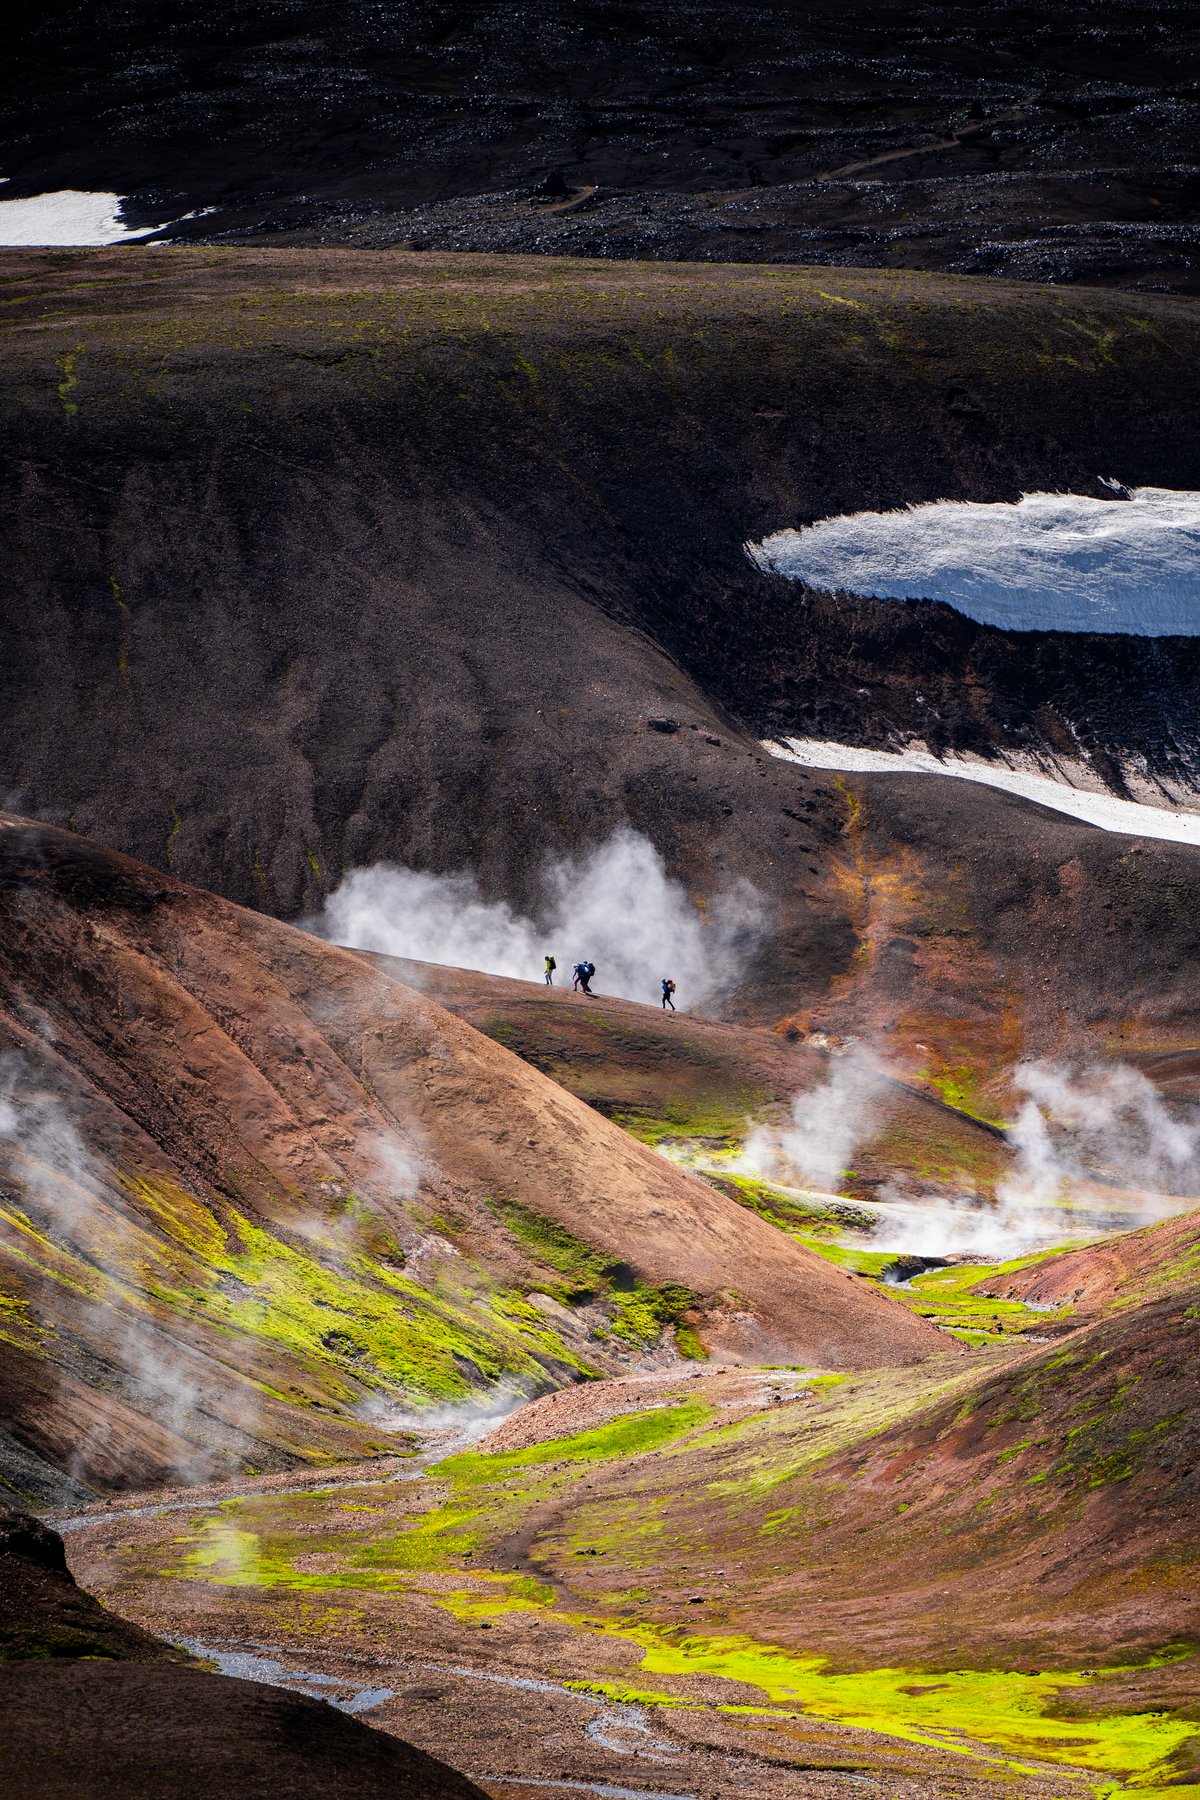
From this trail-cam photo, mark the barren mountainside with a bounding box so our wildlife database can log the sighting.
[4,13,1200,1791]
[6,2,1200,290]
[4,251,1200,1044]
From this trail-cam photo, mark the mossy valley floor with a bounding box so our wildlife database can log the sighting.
[5,831,1200,1795]
[63,1333,1200,1800]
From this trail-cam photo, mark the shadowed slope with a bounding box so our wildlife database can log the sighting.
[0,814,939,1502]
[0,1509,182,1665]
[7,2,1200,290]
[0,1510,486,1799]
[0,1666,489,1800]
[5,251,1200,1052]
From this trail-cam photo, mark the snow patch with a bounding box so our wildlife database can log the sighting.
[0,183,193,245]
[768,737,1200,845]
[748,488,1200,635]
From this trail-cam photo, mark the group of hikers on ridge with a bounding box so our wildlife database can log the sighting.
[543,955,676,1010]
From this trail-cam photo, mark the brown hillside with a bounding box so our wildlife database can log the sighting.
[4,251,1200,1060]
[466,1290,1200,1671]
[367,954,1012,1195]
[0,814,939,1501]
[976,1204,1200,1315]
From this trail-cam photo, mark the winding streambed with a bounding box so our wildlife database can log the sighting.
[174,1634,699,1799]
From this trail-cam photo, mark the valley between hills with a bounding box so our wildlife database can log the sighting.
[1,804,1199,1798]
[2,188,1200,1800]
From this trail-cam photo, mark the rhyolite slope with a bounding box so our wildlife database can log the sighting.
[0,812,940,1503]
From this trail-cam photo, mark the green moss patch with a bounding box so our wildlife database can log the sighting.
[886,1259,1073,1342]
[488,1197,703,1356]
[614,1629,1200,1788]
[169,1401,711,1599]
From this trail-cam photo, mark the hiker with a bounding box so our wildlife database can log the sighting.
[661,977,676,1011]
[579,961,595,995]
[572,962,587,992]
[544,954,556,985]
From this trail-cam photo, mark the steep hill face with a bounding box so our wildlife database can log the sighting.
[6,2,1200,290]
[0,813,938,1502]
[4,250,1200,1056]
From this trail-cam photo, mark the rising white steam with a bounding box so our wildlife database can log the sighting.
[736,1055,892,1193]
[0,1050,215,1480]
[317,828,766,1008]
[748,487,1200,635]
[0,1051,93,1237]
[999,1060,1200,1212]
[873,1060,1200,1259]
[357,1383,528,1446]
[733,1052,1200,1260]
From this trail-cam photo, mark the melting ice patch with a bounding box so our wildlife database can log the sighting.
[748,488,1200,635]
[0,183,179,245]
[769,738,1200,845]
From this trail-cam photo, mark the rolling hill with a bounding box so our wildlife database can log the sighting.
[0,812,938,1505]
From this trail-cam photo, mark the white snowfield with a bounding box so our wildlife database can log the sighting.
[748,487,1200,635]
[0,186,171,246]
[767,737,1200,846]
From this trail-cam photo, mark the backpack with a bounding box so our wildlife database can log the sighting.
[546,957,556,971]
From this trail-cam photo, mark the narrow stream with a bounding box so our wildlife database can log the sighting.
[173,1638,394,1715]
[176,1634,698,1798]
[497,1783,697,1799]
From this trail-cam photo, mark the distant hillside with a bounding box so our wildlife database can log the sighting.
[6,2,1200,290]
[4,251,1200,1058]
[0,813,937,1504]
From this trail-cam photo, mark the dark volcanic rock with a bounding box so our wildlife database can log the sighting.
[0,1509,186,1664]
[0,1663,488,1798]
[3,2,1200,289]
[0,1510,486,1796]
[2,249,1200,964]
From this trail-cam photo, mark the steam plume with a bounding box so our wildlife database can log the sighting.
[734,1052,1200,1260]
[0,1049,218,1481]
[315,828,765,1009]
[874,1060,1200,1258]
[736,1055,891,1193]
